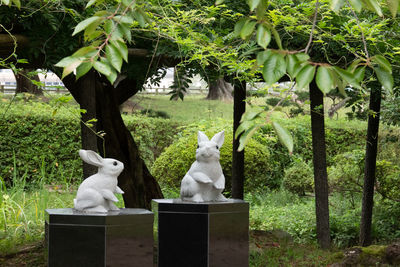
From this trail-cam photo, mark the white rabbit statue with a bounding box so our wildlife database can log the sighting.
[180,131,227,202]
[74,150,124,213]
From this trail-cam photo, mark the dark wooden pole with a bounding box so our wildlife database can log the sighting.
[309,79,330,249]
[232,80,246,199]
[360,83,382,246]
[79,70,98,178]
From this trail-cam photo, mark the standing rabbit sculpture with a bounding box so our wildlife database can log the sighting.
[180,131,227,202]
[74,150,124,213]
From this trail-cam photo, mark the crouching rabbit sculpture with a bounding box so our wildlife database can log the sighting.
[74,150,124,212]
[180,131,227,202]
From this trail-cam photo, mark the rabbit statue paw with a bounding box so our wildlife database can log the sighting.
[74,150,124,213]
[180,131,228,203]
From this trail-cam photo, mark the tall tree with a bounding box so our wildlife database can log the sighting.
[309,79,330,248]
[360,82,382,246]
[206,77,233,101]
[232,79,246,199]
[14,68,42,95]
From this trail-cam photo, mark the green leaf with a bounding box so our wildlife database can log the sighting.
[375,67,393,92]
[61,59,82,79]
[316,66,334,94]
[248,0,261,11]
[333,66,362,89]
[235,120,254,139]
[215,0,225,5]
[118,23,132,43]
[122,0,135,8]
[238,125,260,151]
[75,62,93,80]
[271,27,282,50]
[86,0,99,8]
[331,0,345,13]
[295,53,310,62]
[348,0,362,12]
[55,56,80,68]
[272,121,293,154]
[93,60,112,76]
[104,19,114,35]
[111,40,128,62]
[2,0,10,5]
[72,16,102,36]
[234,18,247,37]
[255,0,268,19]
[262,52,286,85]
[286,54,299,78]
[331,70,347,96]
[371,55,392,73]
[364,0,383,16]
[106,67,117,84]
[133,9,148,27]
[256,50,272,65]
[240,107,264,122]
[387,0,399,17]
[114,15,134,25]
[106,44,123,72]
[240,20,257,39]
[353,66,366,83]
[256,24,271,49]
[296,64,316,89]
[72,46,96,57]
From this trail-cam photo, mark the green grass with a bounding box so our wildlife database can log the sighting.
[128,95,233,123]
[0,185,75,255]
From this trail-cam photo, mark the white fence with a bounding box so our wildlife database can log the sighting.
[0,84,208,95]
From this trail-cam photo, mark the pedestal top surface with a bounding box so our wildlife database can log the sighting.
[153,198,248,213]
[45,208,153,225]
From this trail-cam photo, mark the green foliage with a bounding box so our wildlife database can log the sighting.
[0,101,82,186]
[0,99,179,185]
[328,149,365,196]
[151,124,273,194]
[265,97,291,107]
[328,148,400,201]
[282,159,314,195]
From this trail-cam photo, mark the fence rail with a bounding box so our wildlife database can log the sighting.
[0,85,208,95]
[0,85,69,94]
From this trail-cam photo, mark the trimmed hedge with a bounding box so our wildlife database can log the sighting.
[151,130,273,194]
[0,99,180,185]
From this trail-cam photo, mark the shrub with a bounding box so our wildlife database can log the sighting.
[151,130,273,194]
[328,149,365,196]
[328,150,400,201]
[282,159,314,195]
[0,100,180,185]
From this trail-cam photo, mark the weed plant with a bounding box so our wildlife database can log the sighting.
[0,160,75,255]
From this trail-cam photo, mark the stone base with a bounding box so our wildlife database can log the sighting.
[45,208,153,267]
[153,199,249,267]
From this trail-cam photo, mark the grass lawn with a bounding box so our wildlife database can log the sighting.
[126,94,233,123]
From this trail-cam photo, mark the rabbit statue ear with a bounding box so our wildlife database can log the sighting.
[198,131,209,143]
[211,131,225,148]
[79,149,104,167]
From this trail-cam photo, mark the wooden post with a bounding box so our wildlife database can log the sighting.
[0,85,4,93]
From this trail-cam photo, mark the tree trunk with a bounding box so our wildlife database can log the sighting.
[309,79,331,249]
[360,83,382,246]
[63,74,163,209]
[206,77,233,101]
[78,70,98,178]
[14,68,42,95]
[232,80,246,199]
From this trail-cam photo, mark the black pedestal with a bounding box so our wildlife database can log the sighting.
[153,199,249,267]
[45,208,153,267]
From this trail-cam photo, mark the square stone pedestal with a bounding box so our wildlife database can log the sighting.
[45,208,153,267]
[153,199,249,267]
